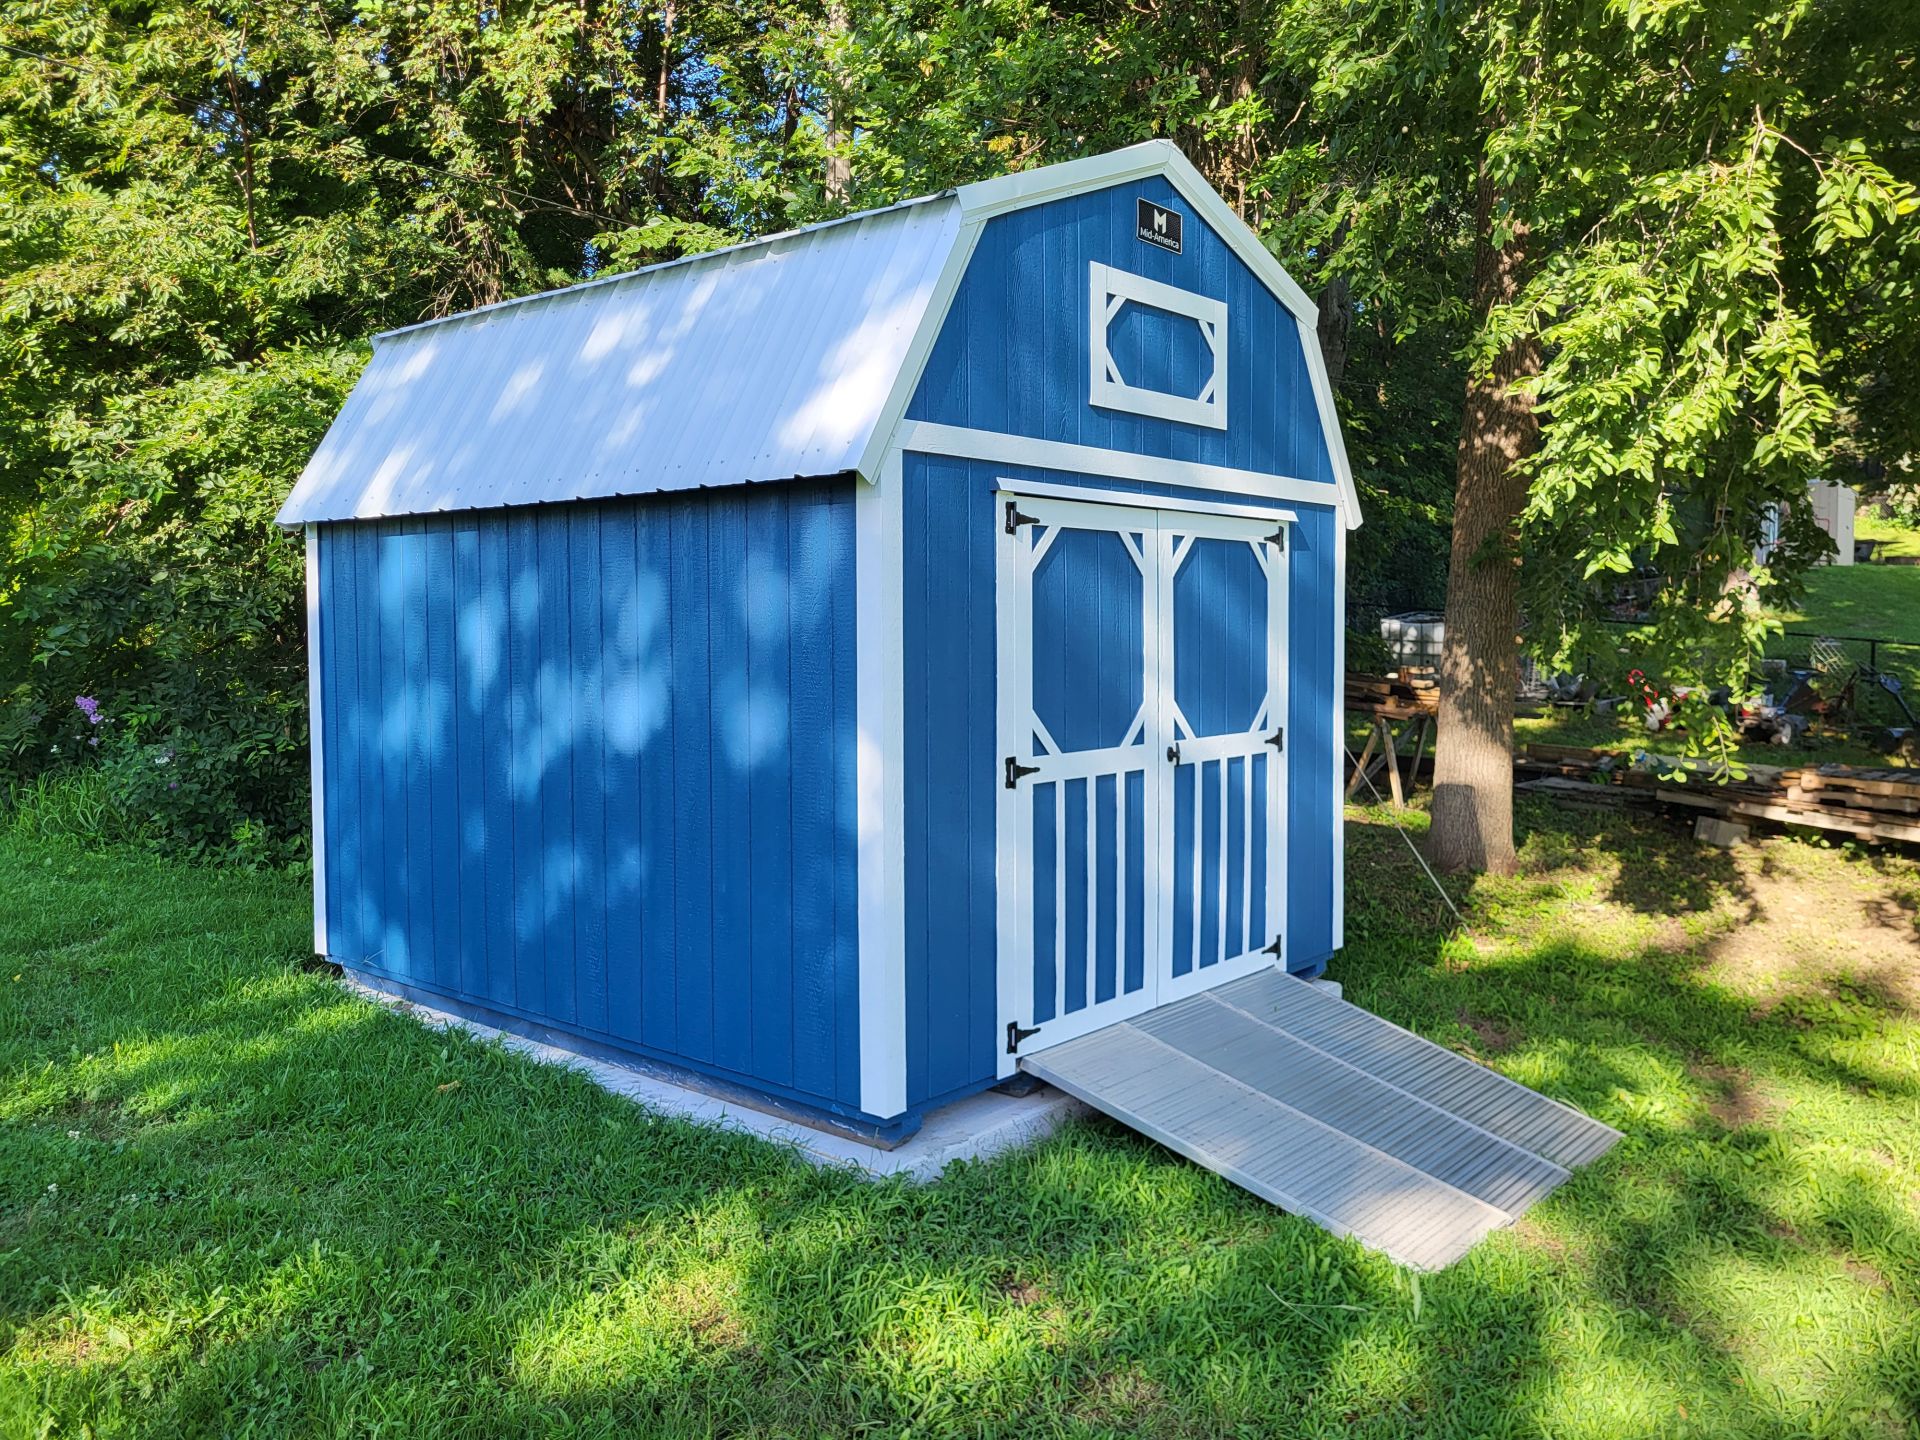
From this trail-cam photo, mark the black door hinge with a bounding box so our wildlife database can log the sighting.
[1266,727,1284,752]
[1266,525,1288,551]
[1005,500,1040,535]
[1007,1020,1042,1054]
[1004,756,1041,789]
[1262,934,1284,959]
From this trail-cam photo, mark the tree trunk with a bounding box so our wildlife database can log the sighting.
[1316,275,1352,391]
[1427,162,1541,875]
[651,0,676,206]
[823,1,851,203]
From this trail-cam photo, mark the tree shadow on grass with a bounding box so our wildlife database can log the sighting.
[5,813,1920,1437]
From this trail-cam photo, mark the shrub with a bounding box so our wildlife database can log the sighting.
[1876,483,1920,529]
[0,347,359,864]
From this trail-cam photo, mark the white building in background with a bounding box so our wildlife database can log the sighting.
[1758,479,1858,567]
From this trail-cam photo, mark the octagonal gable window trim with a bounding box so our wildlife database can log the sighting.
[1088,261,1228,431]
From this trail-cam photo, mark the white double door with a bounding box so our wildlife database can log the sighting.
[996,488,1289,1065]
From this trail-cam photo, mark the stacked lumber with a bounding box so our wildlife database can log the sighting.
[1345,671,1440,718]
[1515,744,1920,844]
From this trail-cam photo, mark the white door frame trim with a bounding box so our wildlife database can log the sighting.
[995,486,1291,1073]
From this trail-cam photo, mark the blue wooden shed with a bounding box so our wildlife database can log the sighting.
[280,141,1364,1145]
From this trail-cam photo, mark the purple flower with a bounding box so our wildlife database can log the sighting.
[167,781,179,791]
[74,696,102,725]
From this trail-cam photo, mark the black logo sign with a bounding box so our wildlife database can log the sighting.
[1136,198,1183,254]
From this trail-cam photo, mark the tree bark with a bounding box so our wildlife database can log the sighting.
[823,1,851,203]
[1427,161,1541,875]
[1316,274,1352,391]
[651,0,676,207]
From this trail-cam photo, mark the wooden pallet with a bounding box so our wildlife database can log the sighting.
[1345,672,1440,717]
[1515,744,1920,844]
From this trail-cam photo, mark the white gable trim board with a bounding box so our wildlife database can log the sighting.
[894,422,1341,515]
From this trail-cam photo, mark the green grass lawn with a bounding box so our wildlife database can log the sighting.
[1782,514,1920,646]
[1856,513,1920,563]
[3,811,1918,1437]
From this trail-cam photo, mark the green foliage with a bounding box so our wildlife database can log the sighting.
[1268,0,1917,719]
[1877,486,1920,531]
[2,348,358,857]
[3,0,1910,862]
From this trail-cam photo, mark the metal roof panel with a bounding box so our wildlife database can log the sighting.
[278,195,965,524]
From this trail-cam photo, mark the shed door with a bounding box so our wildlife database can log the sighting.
[998,490,1288,1066]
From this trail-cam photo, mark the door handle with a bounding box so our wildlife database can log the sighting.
[1166,743,1181,765]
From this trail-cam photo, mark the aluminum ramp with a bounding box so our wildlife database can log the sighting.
[1018,968,1620,1269]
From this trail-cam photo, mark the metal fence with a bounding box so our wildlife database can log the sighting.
[1757,631,1920,729]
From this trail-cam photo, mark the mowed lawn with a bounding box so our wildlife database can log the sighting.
[2,805,1918,1438]
[1784,514,1920,645]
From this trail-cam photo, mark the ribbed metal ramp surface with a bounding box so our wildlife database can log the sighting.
[1019,968,1620,1269]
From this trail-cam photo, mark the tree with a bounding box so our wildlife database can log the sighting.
[1268,0,1918,873]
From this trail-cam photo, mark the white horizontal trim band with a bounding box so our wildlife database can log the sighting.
[900,421,1350,524]
[996,481,1295,526]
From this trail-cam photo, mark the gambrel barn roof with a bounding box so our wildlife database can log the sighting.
[278,142,1359,528]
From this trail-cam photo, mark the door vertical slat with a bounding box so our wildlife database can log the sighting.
[1190,761,1204,976]
[1217,756,1230,969]
[1059,779,1075,1029]
[1242,754,1254,955]
[1109,776,1123,1002]
[1084,773,1097,1009]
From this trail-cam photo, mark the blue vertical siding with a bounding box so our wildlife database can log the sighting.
[900,453,1341,1109]
[909,176,1339,493]
[901,453,1001,1107]
[317,481,864,1117]
[1283,502,1338,969]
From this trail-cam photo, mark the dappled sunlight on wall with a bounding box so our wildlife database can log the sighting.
[316,481,861,1111]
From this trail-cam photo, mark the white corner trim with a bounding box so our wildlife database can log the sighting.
[1296,314,1364,531]
[896,421,1350,522]
[305,523,328,957]
[1332,520,1348,953]
[1089,262,1228,431]
[855,447,909,1118]
[855,217,986,482]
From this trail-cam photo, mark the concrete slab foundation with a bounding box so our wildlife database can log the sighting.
[344,977,1090,1182]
